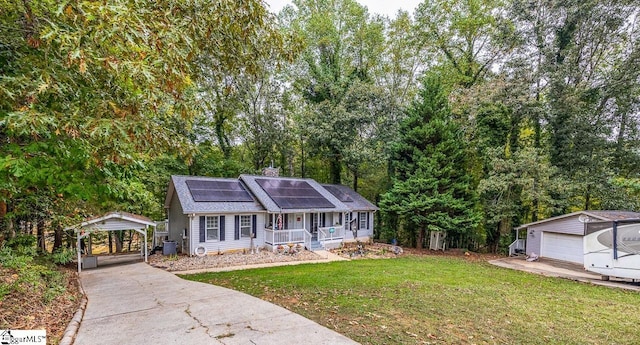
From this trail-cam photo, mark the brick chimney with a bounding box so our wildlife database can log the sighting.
[262,166,280,177]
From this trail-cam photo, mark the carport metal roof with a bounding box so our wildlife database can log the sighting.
[66,211,156,273]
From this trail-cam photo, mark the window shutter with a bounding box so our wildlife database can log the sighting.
[357,212,361,229]
[339,213,342,225]
[367,212,370,230]
[234,215,240,240]
[321,213,326,227]
[251,215,257,238]
[284,214,289,229]
[199,216,205,243]
[219,216,225,241]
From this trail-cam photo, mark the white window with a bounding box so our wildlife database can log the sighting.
[359,212,367,230]
[241,215,252,238]
[206,216,219,241]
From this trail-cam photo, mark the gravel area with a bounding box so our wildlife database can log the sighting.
[331,242,404,259]
[149,250,323,272]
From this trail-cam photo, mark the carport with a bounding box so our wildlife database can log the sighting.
[67,211,156,273]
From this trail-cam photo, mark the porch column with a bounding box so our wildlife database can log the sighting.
[303,213,306,231]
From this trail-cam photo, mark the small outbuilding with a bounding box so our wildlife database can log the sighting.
[516,210,640,264]
[66,211,156,272]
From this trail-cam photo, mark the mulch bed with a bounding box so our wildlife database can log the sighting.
[332,242,503,262]
[149,250,323,272]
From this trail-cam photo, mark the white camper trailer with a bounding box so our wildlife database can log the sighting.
[583,219,640,280]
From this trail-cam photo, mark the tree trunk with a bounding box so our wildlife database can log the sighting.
[584,185,591,211]
[53,221,63,250]
[37,219,46,252]
[65,228,74,248]
[115,231,123,253]
[487,222,501,254]
[417,227,425,249]
[108,231,113,254]
[531,178,539,222]
[352,169,358,192]
[0,200,6,228]
[300,135,306,178]
[330,156,341,184]
[127,230,133,252]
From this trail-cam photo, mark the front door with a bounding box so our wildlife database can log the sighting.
[293,213,303,229]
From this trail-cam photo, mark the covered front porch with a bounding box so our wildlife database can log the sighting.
[263,212,347,251]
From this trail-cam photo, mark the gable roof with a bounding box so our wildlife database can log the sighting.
[166,175,265,214]
[515,210,640,230]
[321,184,379,212]
[65,211,156,231]
[240,175,349,213]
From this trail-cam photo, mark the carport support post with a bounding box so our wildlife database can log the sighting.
[77,231,81,274]
[144,230,148,263]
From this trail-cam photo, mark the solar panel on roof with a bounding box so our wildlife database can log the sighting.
[256,178,336,209]
[323,185,354,202]
[185,180,254,202]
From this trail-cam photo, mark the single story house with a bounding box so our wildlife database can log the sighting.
[164,174,378,256]
[515,210,640,264]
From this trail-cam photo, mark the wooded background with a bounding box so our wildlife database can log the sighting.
[1,0,639,253]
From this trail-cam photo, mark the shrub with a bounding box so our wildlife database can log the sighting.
[51,247,76,265]
[0,240,68,303]
[0,246,33,269]
[5,234,38,256]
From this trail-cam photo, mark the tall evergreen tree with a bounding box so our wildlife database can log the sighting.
[380,75,479,248]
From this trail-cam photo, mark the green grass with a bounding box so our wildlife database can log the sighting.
[182,256,640,344]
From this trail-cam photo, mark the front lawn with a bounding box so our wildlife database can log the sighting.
[183,256,640,344]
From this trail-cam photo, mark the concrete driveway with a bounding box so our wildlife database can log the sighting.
[490,257,640,291]
[74,262,359,345]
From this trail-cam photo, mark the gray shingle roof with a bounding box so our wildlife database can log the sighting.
[166,175,265,214]
[240,175,350,213]
[515,210,640,229]
[321,184,379,212]
[584,210,640,221]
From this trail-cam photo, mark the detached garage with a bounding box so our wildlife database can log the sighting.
[517,210,640,264]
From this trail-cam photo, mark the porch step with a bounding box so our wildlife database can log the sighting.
[309,240,323,251]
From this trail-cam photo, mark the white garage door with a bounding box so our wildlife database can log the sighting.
[541,232,584,264]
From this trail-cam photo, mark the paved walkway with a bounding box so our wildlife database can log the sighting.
[490,257,640,291]
[75,262,359,345]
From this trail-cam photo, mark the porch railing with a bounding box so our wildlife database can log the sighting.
[318,225,345,242]
[508,239,526,257]
[265,228,310,246]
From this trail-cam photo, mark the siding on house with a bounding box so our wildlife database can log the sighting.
[168,192,187,244]
[525,215,585,257]
[526,228,542,257]
[528,215,586,236]
[344,211,374,240]
[191,212,266,255]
